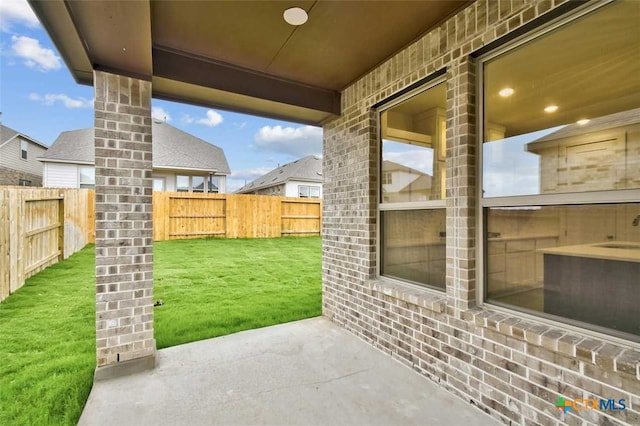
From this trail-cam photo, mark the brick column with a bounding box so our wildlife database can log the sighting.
[446,58,477,316]
[94,70,155,374]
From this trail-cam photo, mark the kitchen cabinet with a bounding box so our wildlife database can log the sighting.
[541,242,640,336]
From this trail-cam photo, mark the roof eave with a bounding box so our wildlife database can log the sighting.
[38,157,94,165]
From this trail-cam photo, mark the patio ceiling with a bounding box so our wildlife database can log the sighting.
[29,0,469,125]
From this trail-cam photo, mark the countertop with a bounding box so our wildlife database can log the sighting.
[538,241,640,263]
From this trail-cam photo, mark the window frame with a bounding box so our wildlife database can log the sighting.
[298,185,310,198]
[78,166,95,189]
[476,0,640,341]
[20,140,28,160]
[309,186,320,198]
[207,175,220,193]
[376,75,448,289]
[176,175,190,192]
[153,177,166,191]
[192,176,205,193]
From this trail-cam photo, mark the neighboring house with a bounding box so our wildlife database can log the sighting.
[236,155,322,198]
[0,124,48,186]
[381,160,432,203]
[39,121,230,192]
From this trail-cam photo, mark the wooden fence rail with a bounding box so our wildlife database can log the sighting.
[0,187,95,302]
[1,189,320,302]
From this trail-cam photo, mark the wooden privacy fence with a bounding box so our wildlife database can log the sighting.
[1,189,319,302]
[0,187,95,302]
[152,192,322,240]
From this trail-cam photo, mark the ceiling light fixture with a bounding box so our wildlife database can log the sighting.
[577,119,590,125]
[284,7,308,26]
[544,105,559,113]
[499,88,514,97]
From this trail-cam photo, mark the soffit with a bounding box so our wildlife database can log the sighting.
[30,0,469,125]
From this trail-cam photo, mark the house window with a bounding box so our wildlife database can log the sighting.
[153,178,165,191]
[19,179,31,186]
[192,176,205,193]
[379,78,447,290]
[176,175,189,192]
[207,175,219,193]
[79,167,95,188]
[20,140,28,160]
[298,185,319,198]
[480,0,640,340]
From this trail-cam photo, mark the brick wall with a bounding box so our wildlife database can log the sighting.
[94,71,155,367]
[0,167,42,186]
[251,183,286,196]
[322,1,640,425]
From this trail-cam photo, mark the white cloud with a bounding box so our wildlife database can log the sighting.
[182,110,224,127]
[233,121,247,129]
[29,93,93,109]
[0,0,39,32]
[11,35,61,71]
[198,110,223,127]
[383,149,433,175]
[152,106,171,122]
[253,125,322,157]
[231,167,274,182]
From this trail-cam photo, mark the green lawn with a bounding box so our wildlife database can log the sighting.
[0,237,321,425]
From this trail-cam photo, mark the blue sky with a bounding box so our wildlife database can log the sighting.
[0,0,322,192]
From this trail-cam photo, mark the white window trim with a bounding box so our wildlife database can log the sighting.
[475,0,637,342]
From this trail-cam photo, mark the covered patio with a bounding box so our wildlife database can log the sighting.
[78,318,497,425]
[30,1,640,425]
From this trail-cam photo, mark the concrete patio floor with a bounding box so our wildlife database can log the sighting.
[79,317,498,426]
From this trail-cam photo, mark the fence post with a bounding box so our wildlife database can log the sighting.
[58,195,65,261]
[0,189,9,301]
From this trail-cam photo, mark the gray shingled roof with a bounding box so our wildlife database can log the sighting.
[236,155,322,193]
[39,121,230,174]
[0,124,48,149]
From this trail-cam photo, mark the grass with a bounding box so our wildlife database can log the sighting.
[0,237,321,425]
[153,237,322,348]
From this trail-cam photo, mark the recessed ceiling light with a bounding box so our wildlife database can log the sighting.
[499,88,514,97]
[284,7,308,25]
[577,119,590,125]
[544,105,559,113]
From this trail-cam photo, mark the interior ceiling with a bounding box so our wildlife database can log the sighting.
[29,0,469,126]
[485,0,640,138]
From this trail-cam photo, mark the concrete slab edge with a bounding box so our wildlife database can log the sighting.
[93,352,156,381]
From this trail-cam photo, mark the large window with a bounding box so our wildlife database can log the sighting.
[481,0,640,340]
[379,79,447,290]
[79,167,95,189]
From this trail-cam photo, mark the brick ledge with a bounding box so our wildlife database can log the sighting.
[367,278,447,313]
[464,308,640,380]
